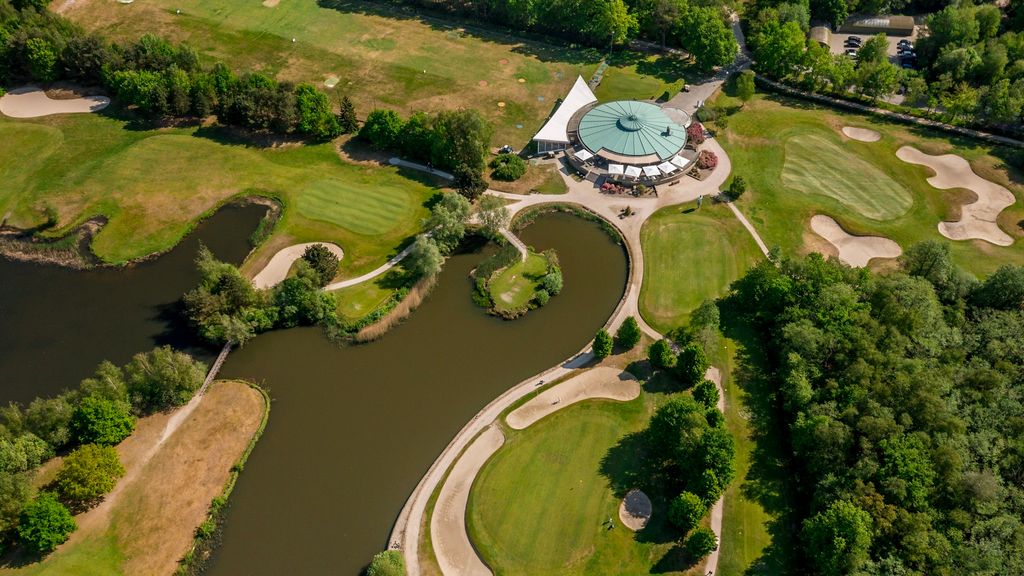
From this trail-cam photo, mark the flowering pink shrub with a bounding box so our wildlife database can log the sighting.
[697,149,718,170]
[687,122,706,145]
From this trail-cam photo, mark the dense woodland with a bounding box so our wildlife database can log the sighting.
[0,0,357,138]
[747,0,1024,130]
[722,243,1024,574]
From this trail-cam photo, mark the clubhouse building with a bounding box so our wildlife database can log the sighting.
[533,76,697,187]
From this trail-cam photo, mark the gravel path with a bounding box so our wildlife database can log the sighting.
[897,146,1015,246]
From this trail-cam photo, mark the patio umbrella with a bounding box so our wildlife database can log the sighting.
[608,164,624,175]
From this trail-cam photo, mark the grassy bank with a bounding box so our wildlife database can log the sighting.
[715,94,1024,276]
[0,380,267,576]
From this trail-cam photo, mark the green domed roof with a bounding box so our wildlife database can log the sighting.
[578,101,687,160]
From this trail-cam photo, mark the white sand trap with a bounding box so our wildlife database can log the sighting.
[842,126,881,142]
[810,215,901,267]
[432,425,503,576]
[252,242,344,289]
[505,367,639,430]
[897,146,1015,246]
[324,75,339,88]
[0,86,109,118]
[262,0,279,6]
[619,489,652,531]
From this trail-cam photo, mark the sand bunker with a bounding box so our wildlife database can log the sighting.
[252,242,344,289]
[810,215,901,267]
[897,146,1015,246]
[432,425,504,576]
[505,367,639,430]
[842,126,881,142]
[619,489,652,531]
[262,0,279,6]
[0,86,109,118]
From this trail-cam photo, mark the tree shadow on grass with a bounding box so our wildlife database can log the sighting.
[717,296,801,574]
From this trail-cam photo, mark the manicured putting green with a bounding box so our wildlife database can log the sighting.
[782,133,912,221]
[296,178,414,235]
[468,403,660,575]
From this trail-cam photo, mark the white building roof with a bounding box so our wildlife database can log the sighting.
[532,76,598,144]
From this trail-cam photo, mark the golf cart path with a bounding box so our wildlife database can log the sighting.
[810,215,901,267]
[251,242,344,289]
[0,86,109,118]
[896,146,1015,246]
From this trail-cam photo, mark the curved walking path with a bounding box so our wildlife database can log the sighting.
[323,242,416,291]
[251,242,344,289]
[0,86,109,118]
[896,146,1015,246]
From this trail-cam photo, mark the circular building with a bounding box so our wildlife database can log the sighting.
[575,101,687,165]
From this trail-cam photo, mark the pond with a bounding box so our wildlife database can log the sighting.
[0,208,628,575]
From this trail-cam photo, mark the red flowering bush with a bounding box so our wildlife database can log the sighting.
[697,149,718,170]
[686,122,706,145]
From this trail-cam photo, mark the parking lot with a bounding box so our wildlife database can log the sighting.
[824,28,920,66]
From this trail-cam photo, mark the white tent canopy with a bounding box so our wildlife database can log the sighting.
[642,165,661,178]
[670,155,689,168]
[533,76,598,152]
[608,164,624,175]
[657,161,677,173]
[624,166,642,178]
[575,148,594,161]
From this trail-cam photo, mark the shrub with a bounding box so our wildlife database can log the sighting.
[540,268,563,295]
[615,317,641,350]
[53,444,125,506]
[490,153,527,181]
[69,396,135,446]
[123,346,206,413]
[359,109,404,150]
[534,289,550,306]
[593,329,613,359]
[669,491,706,533]
[453,163,488,200]
[366,550,406,576]
[693,379,720,410]
[648,339,674,369]
[676,343,709,388]
[685,526,718,560]
[17,493,75,555]
[302,244,340,287]
[697,149,718,170]
[727,175,746,200]
[25,38,58,83]
[686,121,706,145]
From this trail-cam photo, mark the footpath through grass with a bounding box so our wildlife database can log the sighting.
[0,113,438,275]
[716,94,1024,276]
[639,202,762,334]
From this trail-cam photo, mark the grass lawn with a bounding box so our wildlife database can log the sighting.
[595,55,689,103]
[715,94,1024,276]
[489,251,548,313]
[487,161,567,195]
[62,0,597,146]
[639,202,763,334]
[332,275,396,322]
[468,395,681,576]
[0,113,439,278]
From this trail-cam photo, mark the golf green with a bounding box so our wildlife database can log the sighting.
[782,133,912,221]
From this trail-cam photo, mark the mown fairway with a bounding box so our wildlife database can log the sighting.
[467,396,680,576]
[639,203,763,333]
[489,252,547,313]
[781,132,912,221]
[717,95,1024,275]
[0,113,438,273]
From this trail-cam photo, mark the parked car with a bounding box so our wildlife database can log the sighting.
[897,39,913,48]
[845,48,859,58]
[843,40,861,48]
[901,62,915,69]
[846,36,863,45]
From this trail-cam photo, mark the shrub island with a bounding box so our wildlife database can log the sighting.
[472,245,563,319]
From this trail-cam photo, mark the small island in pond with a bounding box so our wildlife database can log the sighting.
[473,245,563,319]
